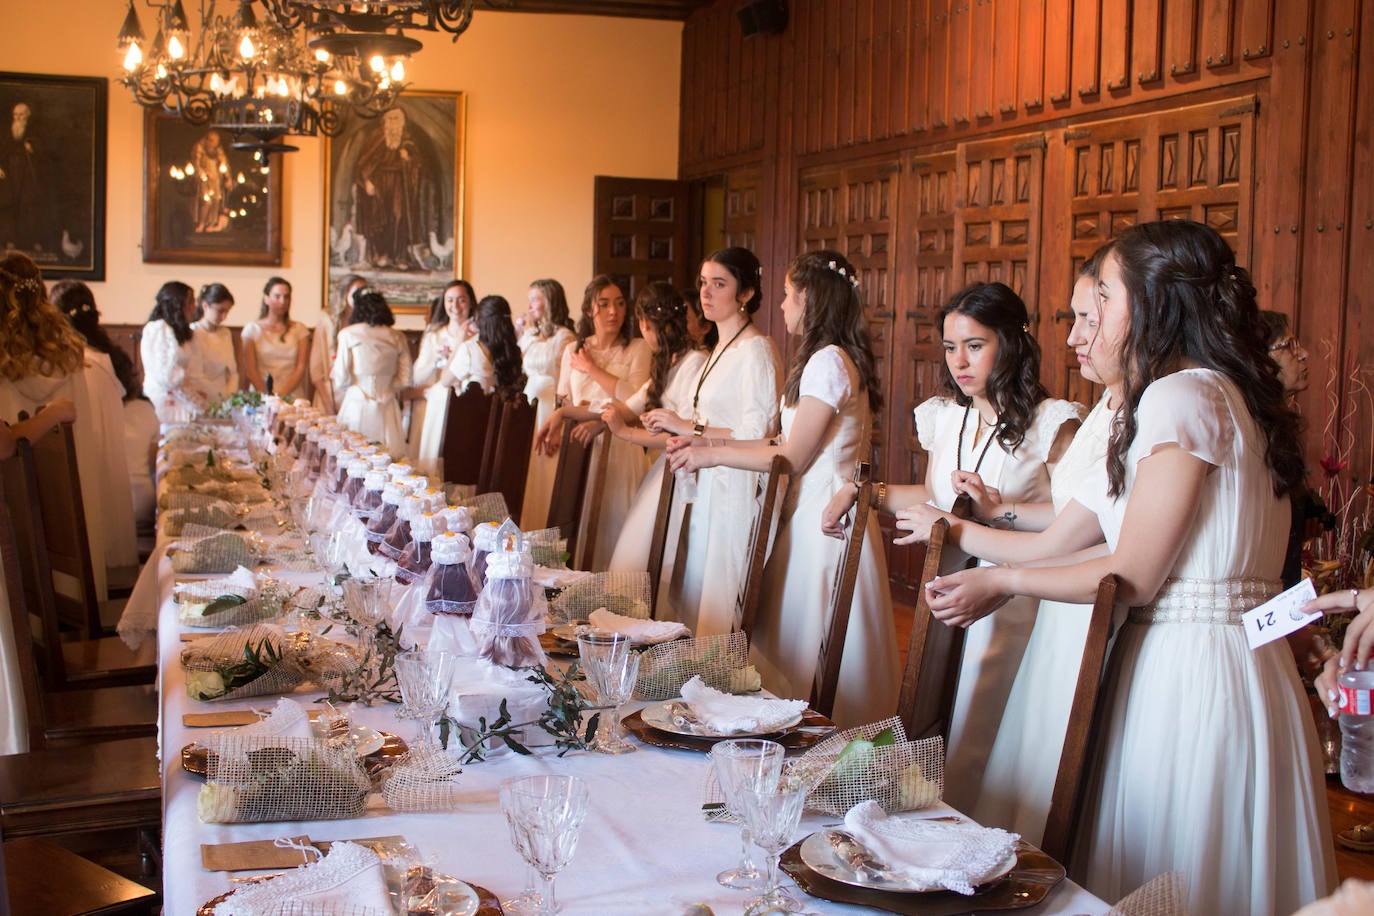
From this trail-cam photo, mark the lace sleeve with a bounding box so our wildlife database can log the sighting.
[613,339,653,400]
[798,346,853,412]
[733,337,782,440]
[140,320,185,394]
[913,397,949,452]
[1028,398,1087,462]
[1132,369,1235,468]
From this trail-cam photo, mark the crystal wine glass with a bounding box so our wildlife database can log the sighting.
[709,738,784,890]
[500,775,590,916]
[393,650,455,748]
[575,631,641,754]
[738,779,810,914]
[342,575,391,660]
[498,782,545,915]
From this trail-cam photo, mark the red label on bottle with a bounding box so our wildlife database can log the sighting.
[1339,684,1374,716]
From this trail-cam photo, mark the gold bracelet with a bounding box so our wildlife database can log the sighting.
[871,481,886,511]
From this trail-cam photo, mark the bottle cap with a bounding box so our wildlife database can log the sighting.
[431,531,473,565]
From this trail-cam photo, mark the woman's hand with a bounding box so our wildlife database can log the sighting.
[533,410,564,457]
[600,400,636,434]
[821,484,859,540]
[1304,588,1374,718]
[924,567,1012,627]
[568,346,598,376]
[950,470,1002,522]
[39,397,78,425]
[893,503,955,546]
[642,408,690,437]
[571,419,604,446]
[666,437,718,473]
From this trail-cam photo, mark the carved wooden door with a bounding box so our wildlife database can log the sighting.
[954,132,1046,298]
[592,176,692,301]
[722,165,760,252]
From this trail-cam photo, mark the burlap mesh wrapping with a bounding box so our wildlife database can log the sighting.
[159,489,231,511]
[524,527,568,569]
[379,747,464,812]
[163,501,239,536]
[636,632,751,701]
[548,571,652,623]
[256,532,320,572]
[172,529,260,574]
[1107,873,1190,916]
[457,491,508,525]
[198,734,370,823]
[795,717,944,816]
[180,625,308,701]
[240,504,290,534]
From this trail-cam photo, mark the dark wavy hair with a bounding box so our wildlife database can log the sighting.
[530,278,574,335]
[634,281,694,411]
[51,279,139,397]
[351,289,396,327]
[150,280,195,345]
[257,276,291,321]
[475,295,527,396]
[1103,220,1303,498]
[702,246,764,315]
[683,285,718,349]
[782,250,882,415]
[576,275,632,344]
[1256,310,1292,348]
[194,282,234,322]
[427,279,476,330]
[938,281,1047,453]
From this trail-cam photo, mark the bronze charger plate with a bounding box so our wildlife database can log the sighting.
[199,878,504,915]
[623,707,835,754]
[780,839,1065,915]
[181,732,408,781]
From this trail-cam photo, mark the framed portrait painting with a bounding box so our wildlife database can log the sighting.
[0,71,106,280]
[142,109,282,265]
[324,90,465,315]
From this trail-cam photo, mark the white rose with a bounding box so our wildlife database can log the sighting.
[727,665,762,694]
[186,670,226,701]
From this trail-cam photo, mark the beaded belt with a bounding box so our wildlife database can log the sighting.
[1127,576,1281,626]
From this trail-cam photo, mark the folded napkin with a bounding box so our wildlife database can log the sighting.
[213,841,392,915]
[842,800,1019,895]
[532,566,592,589]
[680,675,807,734]
[230,698,315,742]
[588,608,689,644]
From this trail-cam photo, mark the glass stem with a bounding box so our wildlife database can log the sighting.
[764,849,781,895]
[538,872,557,916]
[608,703,624,746]
[739,825,757,875]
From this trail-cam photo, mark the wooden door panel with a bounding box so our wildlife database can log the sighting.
[592,176,693,301]
[954,131,1046,311]
[722,165,761,253]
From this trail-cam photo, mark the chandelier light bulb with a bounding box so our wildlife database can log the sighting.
[334,79,347,95]
[315,48,331,63]
[122,42,143,71]
[239,34,256,58]
[167,34,185,60]
[369,54,385,73]
[155,63,168,80]
[390,60,404,81]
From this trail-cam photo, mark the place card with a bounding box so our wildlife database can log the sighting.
[183,709,325,727]
[201,835,408,871]
[1242,578,1318,650]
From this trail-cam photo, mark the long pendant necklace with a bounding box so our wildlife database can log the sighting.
[690,319,751,424]
[952,403,1000,519]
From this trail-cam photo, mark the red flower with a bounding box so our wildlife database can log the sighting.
[1319,455,1348,478]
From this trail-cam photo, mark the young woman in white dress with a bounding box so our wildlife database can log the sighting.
[242,277,310,401]
[602,282,707,595]
[407,279,480,477]
[532,276,651,571]
[332,289,412,454]
[644,248,781,637]
[311,273,366,415]
[922,221,1338,915]
[142,280,211,424]
[671,251,898,724]
[517,279,577,528]
[190,283,239,402]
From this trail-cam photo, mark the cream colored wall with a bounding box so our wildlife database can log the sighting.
[0,4,682,328]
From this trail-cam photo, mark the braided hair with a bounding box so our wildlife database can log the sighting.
[634,281,694,410]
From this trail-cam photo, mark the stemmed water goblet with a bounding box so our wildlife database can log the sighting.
[737,777,810,914]
[575,631,641,754]
[342,575,390,661]
[710,738,785,889]
[499,775,590,916]
[393,650,455,749]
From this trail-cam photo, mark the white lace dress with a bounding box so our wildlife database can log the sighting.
[332,324,413,455]
[409,330,495,480]
[607,348,709,604]
[557,337,652,571]
[1070,369,1337,916]
[971,392,1115,842]
[913,395,1084,812]
[667,334,781,635]
[748,347,900,726]
[518,327,576,528]
[189,319,239,402]
[141,319,205,424]
[242,320,310,401]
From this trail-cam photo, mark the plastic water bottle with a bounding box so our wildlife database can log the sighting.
[1338,667,1374,793]
[675,467,697,504]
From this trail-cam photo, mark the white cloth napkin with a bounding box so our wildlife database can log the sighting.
[680,676,807,734]
[588,608,689,644]
[177,566,260,602]
[842,800,1020,895]
[212,841,392,915]
[532,566,592,589]
[231,697,315,742]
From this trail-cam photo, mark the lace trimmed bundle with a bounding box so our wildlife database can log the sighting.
[378,494,423,562]
[549,571,652,624]
[469,523,546,668]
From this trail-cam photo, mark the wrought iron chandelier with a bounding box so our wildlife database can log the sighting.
[116,1,483,153]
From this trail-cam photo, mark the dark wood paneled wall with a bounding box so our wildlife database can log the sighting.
[680,0,1371,599]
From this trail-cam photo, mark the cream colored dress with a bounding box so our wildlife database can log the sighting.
[310,313,340,412]
[141,319,205,424]
[242,319,310,401]
[189,319,239,402]
[518,326,576,528]
[409,328,495,481]
[332,324,413,454]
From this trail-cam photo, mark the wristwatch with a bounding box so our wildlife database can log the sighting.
[693,422,706,437]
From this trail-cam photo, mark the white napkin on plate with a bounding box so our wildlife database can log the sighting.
[588,608,690,644]
[842,800,1020,895]
[212,841,392,915]
[680,676,807,734]
[231,697,315,742]
[532,565,592,589]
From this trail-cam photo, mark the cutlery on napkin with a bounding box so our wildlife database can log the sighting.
[840,800,1019,895]
[679,675,807,734]
[587,607,690,644]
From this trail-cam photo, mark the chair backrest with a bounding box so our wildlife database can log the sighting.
[23,424,102,638]
[894,517,968,740]
[441,382,495,487]
[481,394,539,524]
[1041,572,1120,863]
[0,466,49,752]
[736,454,786,638]
[546,423,595,566]
[810,475,872,719]
[645,462,677,619]
[474,390,506,494]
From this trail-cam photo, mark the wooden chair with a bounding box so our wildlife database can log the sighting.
[1040,573,1120,863]
[546,422,595,565]
[3,837,159,916]
[0,734,161,842]
[736,455,786,638]
[645,462,677,619]
[810,470,873,719]
[2,435,156,692]
[440,382,495,488]
[894,517,968,741]
[479,393,539,524]
[0,481,156,749]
